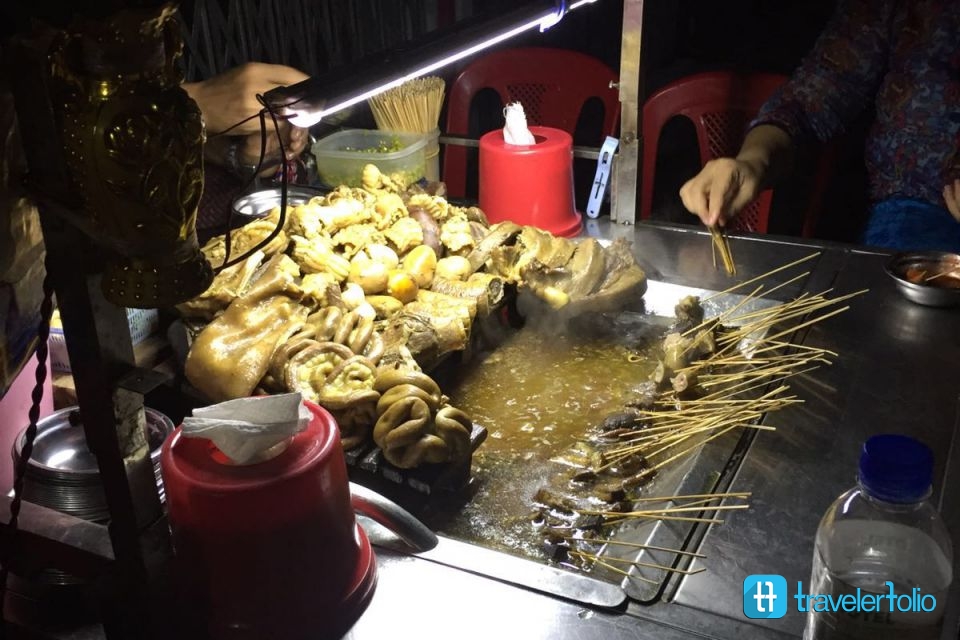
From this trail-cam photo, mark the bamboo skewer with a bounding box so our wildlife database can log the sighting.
[368,76,446,134]
[569,550,706,576]
[580,556,660,584]
[602,514,725,525]
[924,264,960,282]
[701,252,821,302]
[570,493,750,525]
[578,505,749,518]
[710,226,736,275]
[601,387,796,463]
[565,537,707,559]
[682,271,810,336]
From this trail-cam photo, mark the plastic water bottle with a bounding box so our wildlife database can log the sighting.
[804,434,953,640]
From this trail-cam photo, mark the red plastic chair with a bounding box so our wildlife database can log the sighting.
[641,71,827,237]
[443,47,621,198]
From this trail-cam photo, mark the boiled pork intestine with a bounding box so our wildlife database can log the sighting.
[372,367,471,469]
[262,308,385,382]
[362,163,407,193]
[299,272,343,310]
[384,217,424,255]
[301,307,384,364]
[283,341,352,396]
[310,192,371,232]
[325,185,375,211]
[290,235,351,281]
[287,202,326,239]
[276,340,379,450]
[372,193,408,230]
[332,223,387,259]
[439,217,475,255]
[317,355,380,450]
[201,207,289,267]
[406,193,451,222]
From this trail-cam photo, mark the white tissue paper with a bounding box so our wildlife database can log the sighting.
[181,393,312,465]
[503,102,536,145]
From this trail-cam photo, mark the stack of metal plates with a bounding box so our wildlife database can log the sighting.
[12,406,173,523]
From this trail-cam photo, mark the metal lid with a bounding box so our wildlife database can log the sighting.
[13,406,174,476]
[231,185,325,220]
[25,409,99,474]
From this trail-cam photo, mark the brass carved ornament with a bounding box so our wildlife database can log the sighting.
[47,3,212,307]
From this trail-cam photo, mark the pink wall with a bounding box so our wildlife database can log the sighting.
[0,353,54,494]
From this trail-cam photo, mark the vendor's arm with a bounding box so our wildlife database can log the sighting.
[183,63,310,177]
[182,62,309,135]
[680,0,895,227]
[680,125,792,228]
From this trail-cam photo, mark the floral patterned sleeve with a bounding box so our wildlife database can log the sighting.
[751,0,896,143]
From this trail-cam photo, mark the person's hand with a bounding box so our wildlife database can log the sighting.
[236,119,309,167]
[944,179,960,222]
[184,63,311,177]
[679,157,764,228]
[206,121,308,178]
[182,62,309,135]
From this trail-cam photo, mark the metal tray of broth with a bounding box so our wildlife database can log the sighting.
[379,279,784,607]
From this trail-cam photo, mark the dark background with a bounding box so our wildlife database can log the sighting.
[517,0,868,242]
[2,0,871,243]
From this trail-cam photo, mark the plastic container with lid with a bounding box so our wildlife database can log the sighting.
[310,129,429,188]
[804,434,953,640]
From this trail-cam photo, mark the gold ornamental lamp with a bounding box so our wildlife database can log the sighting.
[44,3,212,308]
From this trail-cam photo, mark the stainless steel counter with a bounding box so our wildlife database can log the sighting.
[13,220,955,640]
[345,220,960,640]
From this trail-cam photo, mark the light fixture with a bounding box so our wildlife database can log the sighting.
[265,0,600,128]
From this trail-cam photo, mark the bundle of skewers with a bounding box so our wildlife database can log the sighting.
[368,76,446,135]
[710,226,736,275]
[368,76,446,182]
[559,491,751,585]
[535,252,866,585]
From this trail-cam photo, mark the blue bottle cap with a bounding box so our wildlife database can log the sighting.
[859,434,934,503]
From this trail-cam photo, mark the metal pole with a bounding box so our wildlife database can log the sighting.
[611,0,643,225]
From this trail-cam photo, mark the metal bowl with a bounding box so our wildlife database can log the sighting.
[885,252,960,308]
[231,185,325,220]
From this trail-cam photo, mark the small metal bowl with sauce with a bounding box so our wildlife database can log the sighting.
[885,251,960,308]
[231,185,325,220]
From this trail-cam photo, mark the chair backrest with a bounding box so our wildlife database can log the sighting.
[641,71,823,235]
[443,46,621,198]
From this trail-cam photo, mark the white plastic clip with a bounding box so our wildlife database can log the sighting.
[586,136,619,219]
